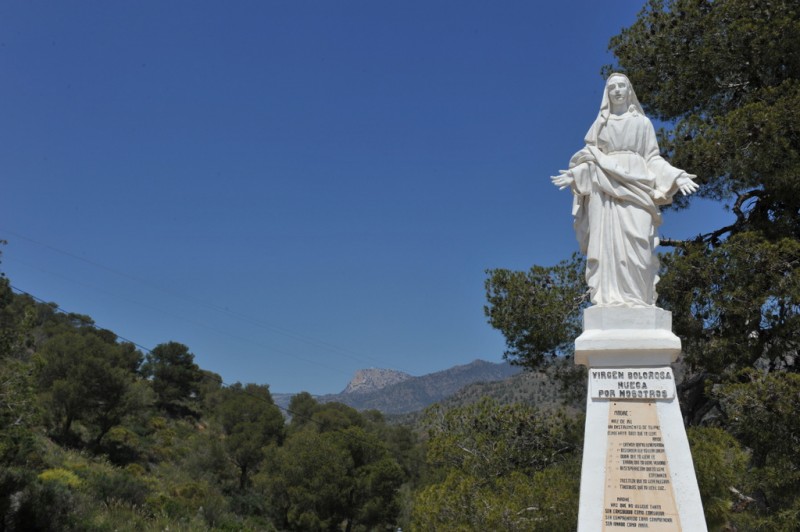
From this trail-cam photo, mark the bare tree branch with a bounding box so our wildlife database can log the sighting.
[660,189,763,248]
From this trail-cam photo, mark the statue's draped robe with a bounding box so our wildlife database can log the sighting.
[569,111,684,307]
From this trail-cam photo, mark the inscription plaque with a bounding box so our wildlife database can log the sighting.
[590,367,675,400]
[603,401,681,530]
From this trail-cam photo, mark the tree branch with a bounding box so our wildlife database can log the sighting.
[660,189,763,248]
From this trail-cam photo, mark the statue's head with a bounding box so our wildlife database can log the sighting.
[606,74,631,108]
[599,73,643,118]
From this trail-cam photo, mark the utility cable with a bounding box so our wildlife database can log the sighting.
[2,229,406,371]
[6,262,354,379]
[8,284,427,471]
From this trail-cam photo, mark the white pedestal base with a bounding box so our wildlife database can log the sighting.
[575,307,706,532]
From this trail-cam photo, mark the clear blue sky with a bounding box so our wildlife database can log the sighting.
[0,1,732,394]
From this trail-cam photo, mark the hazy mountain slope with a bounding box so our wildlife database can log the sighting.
[390,368,584,425]
[341,368,412,394]
[316,359,521,415]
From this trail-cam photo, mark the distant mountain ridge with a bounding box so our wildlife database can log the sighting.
[317,359,521,415]
[342,368,412,394]
[390,367,584,426]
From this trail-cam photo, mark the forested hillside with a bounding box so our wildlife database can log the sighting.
[0,273,420,530]
[0,267,585,531]
[2,1,799,530]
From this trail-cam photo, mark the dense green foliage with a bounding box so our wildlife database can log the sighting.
[4,2,799,530]
[484,0,800,529]
[0,275,414,531]
[485,254,588,364]
[143,341,204,419]
[260,404,407,531]
[609,1,800,391]
[37,330,143,445]
[0,260,599,531]
[412,399,582,531]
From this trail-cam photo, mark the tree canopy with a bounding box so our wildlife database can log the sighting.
[0,272,412,530]
[144,341,204,418]
[412,399,582,531]
[2,2,799,529]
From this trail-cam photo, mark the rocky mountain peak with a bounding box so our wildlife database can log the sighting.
[342,368,412,394]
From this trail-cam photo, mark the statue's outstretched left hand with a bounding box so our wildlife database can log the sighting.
[676,173,699,196]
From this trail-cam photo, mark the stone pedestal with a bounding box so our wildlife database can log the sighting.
[575,307,706,532]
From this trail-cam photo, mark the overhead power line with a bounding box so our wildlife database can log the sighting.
[6,261,352,378]
[8,284,423,463]
[2,228,408,372]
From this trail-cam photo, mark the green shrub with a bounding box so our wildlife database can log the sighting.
[101,426,141,465]
[7,478,77,531]
[39,467,82,489]
[87,468,150,507]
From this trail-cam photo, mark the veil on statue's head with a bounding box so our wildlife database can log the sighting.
[583,73,646,146]
[598,72,645,120]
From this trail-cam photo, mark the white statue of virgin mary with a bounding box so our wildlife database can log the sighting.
[551,73,698,307]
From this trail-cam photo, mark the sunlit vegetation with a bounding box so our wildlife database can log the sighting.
[2,1,799,530]
[0,276,419,531]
